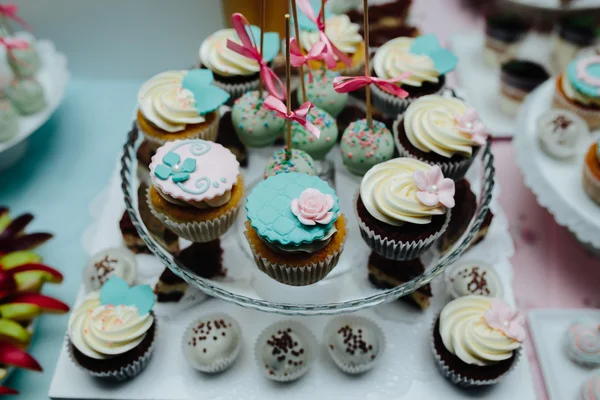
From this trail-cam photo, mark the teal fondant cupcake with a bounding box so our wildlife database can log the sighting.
[296,69,348,118]
[264,148,316,178]
[232,90,285,148]
[245,172,347,286]
[291,107,338,160]
[340,119,395,176]
[6,78,46,115]
[0,98,19,142]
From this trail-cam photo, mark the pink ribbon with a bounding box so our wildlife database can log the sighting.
[0,37,28,50]
[296,0,352,69]
[263,96,321,139]
[289,38,325,83]
[333,72,413,98]
[0,4,30,30]
[226,13,285,100]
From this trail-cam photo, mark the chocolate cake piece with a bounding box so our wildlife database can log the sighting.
[173,240,226,279]
[137,183,180,255]
[367,252,432,310]
[469,209,494,249]
[154,267,189,302]
[217,111,248,168]
[136,140,156,185]
[439,180,476,254]
[119,211,150,254]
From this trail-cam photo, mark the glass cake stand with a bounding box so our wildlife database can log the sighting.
[121,127,495,315]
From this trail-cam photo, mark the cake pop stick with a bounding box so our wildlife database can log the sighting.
[321,0,325,32]
[290,0,307,103]
[258,0,265,98]
[285,14,292,159]
[363,0,372,129]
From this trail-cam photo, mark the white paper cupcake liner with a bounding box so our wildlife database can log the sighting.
[430,316,521,387]
[214,78,260,104]
[67,320,158,381]
[372,80,446,118]
[392,117,476,181]
[137,114,220,149]
[244,219,347,286]
[254,320,317,383]
[553,83,600,130]
[181,313,242,373]
[147,187,243,243]
[583,162,600,206]
[355,193,451,261]
[324,316,386,375]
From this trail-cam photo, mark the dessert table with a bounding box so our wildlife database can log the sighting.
[1,1,599,399]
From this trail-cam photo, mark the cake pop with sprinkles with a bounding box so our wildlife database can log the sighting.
[291,106,338,160]
[264,147,316,178]
[296,68,348,118]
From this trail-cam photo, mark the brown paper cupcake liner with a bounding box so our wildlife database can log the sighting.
[553,86,600,130]
[214,78,260,103]
[147,188,242,243]
[244,222,347,286]
[372,81,446,118]
[137,116,220,149]
[583,162,600,205]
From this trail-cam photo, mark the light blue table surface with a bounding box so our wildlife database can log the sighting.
[0,78,144,399]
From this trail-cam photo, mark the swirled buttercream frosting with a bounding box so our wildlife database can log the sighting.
[299,15,363,55]
[200,29,260,77]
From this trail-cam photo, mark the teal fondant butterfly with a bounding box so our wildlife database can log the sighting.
[100,276,155,315]
[181,69,230,115]
[154,151,196,183]
[245,25,280,62]
[410,34,458,75]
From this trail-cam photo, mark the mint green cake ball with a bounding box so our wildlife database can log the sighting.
[340,119,395,176]
[6,78,46,116]
[264,148,316,178]
[232,90,285,148]
[297,68,348,117]
[291,106,338,160]
[0,99,19,142]
[7,46,42,78]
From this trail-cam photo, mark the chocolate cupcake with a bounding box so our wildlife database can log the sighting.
[483,14,528,67]
[439,179,476,253]
[500,60,550,117]
[554,17,597,73]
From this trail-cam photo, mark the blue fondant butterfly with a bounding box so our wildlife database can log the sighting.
[154,151,196,183]
[245,25,280,62]
[100,276,155,315]
[181,69,230,115]
[410,34,458,75]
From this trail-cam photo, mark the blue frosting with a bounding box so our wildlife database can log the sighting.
[410,34,458,75]
[181,69,230,115]
[100,276,155,315]
[246,172,340,246]
[567,58,600,99]
[246,25,280,62]
[293,0,335,32]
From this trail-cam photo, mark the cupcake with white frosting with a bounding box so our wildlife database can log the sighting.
[393,95,488,181]
[372,34,457,116]
[432,295,525,387]
[136,69,230,148]
[67,277,157,381]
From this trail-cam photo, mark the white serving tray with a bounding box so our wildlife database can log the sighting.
[514,79,600,249]
[506,0,600,10]
[528,309,600,400]
[451,32,553,138]
[48,159,535,399]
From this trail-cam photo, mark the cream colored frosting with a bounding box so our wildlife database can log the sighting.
[373,37,440,87]
[199,29,260,77]
[299,15,363,55]
[562,70,600,106]
[360,158,447,226]
[68,291,154,360]
[138,70,206,133]
[439,296,521,366]
[404,95,479,158]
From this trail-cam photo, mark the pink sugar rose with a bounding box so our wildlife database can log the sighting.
[484,299,527,342]
[414,166,455,208]
[291,188,334,226]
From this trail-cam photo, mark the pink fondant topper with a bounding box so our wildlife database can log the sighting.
[484,300,526,343]
[296,0,352,69]
[333,73,412,98]
[0,3,30,30]
[291,188,334,226]
[413,166,455,208]
[226,13,286,100]
[454,108,488,146]
[289,38,326,83]
[263,96,321,139]
[576,56,600,94]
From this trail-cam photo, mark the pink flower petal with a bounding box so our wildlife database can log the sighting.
[325,194,334,210]
[464,108,479,122]
[297,215,316,225]
[438,178,455,195]
[315,212,333,225]
[413,170,428,191]
[291,199,300,217]
[427,166,443,186]
[416,191,439,207]
[437,192,455,208]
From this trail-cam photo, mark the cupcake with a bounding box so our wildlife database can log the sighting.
[182,313,242,373]
[583,140,600,205]
[340,119,395,176]
[554,55,600,129]
[324,316,385,374]
[483,14,528,68]
[245,172,347,286]
[0,97,19,142]
[537,109,588,159]
[6,77,46,115]
[136,70,229,148]
[563,320,600,368]
[231,90,285,148]
[581,371,600,400]
[67,277,157,380]
[199,26,279,100]
[83,248,137,292]
[445,262,503,299]
[148,139,243,242]
[393,95,488,181]
[432,296,524,387]
[553,17,596,73]
[255,320,317,382]
[292,106,338,160]
[372,34,457,116]
[264,148,316,178]
[297,68,348,117]
[438,179,477,252]
[357,158,454,260]
[500,60,550,117]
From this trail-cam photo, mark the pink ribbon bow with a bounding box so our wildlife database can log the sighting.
[289,38,325,83]
[0,37,29,50]
[0,4,30,30]
[332,72,412,98]
[226,13,285,100]
[263,96,321,139]
[296,0,351,69]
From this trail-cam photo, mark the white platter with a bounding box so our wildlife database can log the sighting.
[506,0,600,10]
[451,32,553,138]
[0,32,70,170]
[514,79,600,249]
[528,309,600,400]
